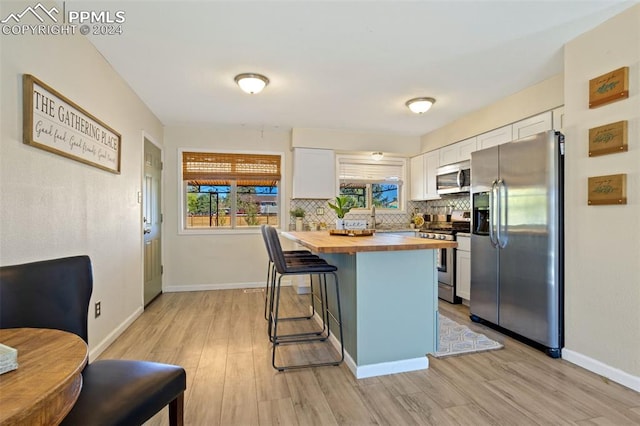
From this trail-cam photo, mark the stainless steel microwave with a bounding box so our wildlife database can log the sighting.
[436,160,471,195]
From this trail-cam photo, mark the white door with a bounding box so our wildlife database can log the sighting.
[143,139,162,306]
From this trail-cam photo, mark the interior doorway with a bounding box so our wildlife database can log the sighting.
[143,138,162,306]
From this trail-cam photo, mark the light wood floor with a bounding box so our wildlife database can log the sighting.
[99,288,640,425]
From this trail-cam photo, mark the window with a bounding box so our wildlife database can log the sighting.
[337,156,405,210]
[182,151,281,230]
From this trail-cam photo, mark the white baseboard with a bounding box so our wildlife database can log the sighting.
[163,279,292,293]
[294,283,311,294]
[562,348,640,392]
[351,356,429,379]
[312,312,429,379]
[89,307,143,362]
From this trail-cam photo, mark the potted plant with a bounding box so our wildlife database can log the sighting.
[328,196,352,230]
[290,207,305,231]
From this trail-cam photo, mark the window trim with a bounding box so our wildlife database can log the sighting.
[178,148,286,235]
[335,154,407,214]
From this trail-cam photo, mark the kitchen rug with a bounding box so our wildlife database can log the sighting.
[434,313,503,358]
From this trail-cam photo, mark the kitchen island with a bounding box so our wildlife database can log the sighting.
[282,231,456,379]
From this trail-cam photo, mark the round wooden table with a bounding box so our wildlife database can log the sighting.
[0,328,88,425]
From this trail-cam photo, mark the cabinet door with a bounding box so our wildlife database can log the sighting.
[457,137,477,162]
[439,137,476,166]
[292,148,335,199]
[410,154,426,200]
[552,107,564,131]
[439,144,459,167]
[456,249,471,300]
[512,111,552,141]
[424,151,440,200]
[477,125,512,150]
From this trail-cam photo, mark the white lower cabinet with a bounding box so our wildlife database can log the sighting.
[456,235,471,301]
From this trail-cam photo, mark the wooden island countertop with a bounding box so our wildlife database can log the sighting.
[282,230,456,254]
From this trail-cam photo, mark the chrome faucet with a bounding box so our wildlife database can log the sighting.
[370,205,376,230]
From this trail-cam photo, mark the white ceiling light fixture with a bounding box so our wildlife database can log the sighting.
[371,152,384,161]
[234,73,269,94]
[406,97,436,114]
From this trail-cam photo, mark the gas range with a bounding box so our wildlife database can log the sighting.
[419,230,456,241]
[419,210,470,305]
[419,210,470,241]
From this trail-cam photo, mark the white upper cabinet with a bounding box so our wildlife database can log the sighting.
[410,151,440,201]
[512,111,553,141]
[292,148,335,199]
[410,154,426,201]
[552,107,564,131]
[439,137,477,165]
[476,125,512,151]
[424,151,440,200]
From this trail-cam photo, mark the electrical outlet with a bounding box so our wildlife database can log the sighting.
[95,301,101,318]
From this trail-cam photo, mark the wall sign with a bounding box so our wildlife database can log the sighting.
[588,120,628,157]
[23,74,121,174]
[588,67,629,109]
[588,174,627,205]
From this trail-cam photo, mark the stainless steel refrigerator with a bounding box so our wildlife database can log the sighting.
[470,130,564,358]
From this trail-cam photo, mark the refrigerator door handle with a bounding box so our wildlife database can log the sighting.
[498,179,508,248]
[489,180,498,247]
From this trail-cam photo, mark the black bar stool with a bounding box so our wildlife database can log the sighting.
[260,225,329,342]
[261,225,317,321]
[264,225,344,371]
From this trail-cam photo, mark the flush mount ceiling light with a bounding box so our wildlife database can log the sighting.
[406,97,436,114]
[234,73,269,94]
[371,152,384,161]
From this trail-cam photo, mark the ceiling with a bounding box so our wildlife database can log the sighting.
[87,1,637,136]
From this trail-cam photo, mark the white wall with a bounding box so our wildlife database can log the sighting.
[0,6,163,358]
[562,5,640,389]
[420,74,563,152]
[416,5,640,391]
[293,127,420,155]
[162,126,292,290]
[163,125,421,290]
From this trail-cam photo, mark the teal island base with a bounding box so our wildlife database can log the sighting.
[313,249,439,379]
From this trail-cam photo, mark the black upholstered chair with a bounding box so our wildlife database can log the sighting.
[0,256,186,426]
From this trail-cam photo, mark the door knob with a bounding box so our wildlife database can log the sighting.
[144,228,151,234]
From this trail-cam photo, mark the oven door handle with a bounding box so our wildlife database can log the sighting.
[456,170,462,189]
[489,180,498,247]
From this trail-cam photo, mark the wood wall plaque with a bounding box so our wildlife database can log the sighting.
[588,174,627,205]
[589,120,628,156]
[23,74,121,174]
[589,67,629,108]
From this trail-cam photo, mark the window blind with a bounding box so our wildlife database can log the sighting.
[182,152,281,185]
[338,159,404,184]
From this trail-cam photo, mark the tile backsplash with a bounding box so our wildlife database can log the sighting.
[289,194,470,230]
